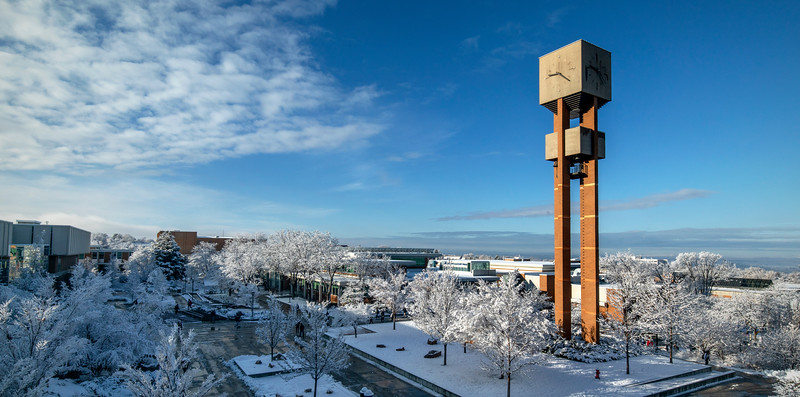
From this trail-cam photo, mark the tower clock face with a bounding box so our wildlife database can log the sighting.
[541,53,579,101]
[583,52,610,92]
[539,40,611,106]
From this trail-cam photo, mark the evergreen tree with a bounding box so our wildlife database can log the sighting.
[152,232,187,281]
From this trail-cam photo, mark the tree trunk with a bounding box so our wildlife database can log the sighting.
[625,336,630,375]
[313,376,318,397]
[669,333,674,364]
[392,309,396,330]
[506,371,511,397]
[443,343,448,366]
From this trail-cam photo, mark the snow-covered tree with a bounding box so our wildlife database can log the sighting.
[339,284,368,306]
[119,325,227,397]
[0,295,88,396]
[602,252,650,374]
[126,245,158,283]
[91,232,109,246]
[271,230,339,299]
[683,296,740,366]
[287,302,350,397]
[467,271,554,397]
[315,236,345,301]
[152,232,187,281]
[761,323,800,370]
[640,261,697,363]
[336,300,371,338]
[218,234,271,287]
[408,269,463,365]
[256,295,294,359]
[775,370,800,396]
[188,241,220,280]
[726,287,795,345]
[271,230,308,297]
[345,251,378,287]
[674,252,730,296]
[20,244,47,275]
[368,267,408,330]
[109,233,151,250]
[0,264,165,395]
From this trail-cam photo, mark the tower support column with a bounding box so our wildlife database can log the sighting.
[554,97,571,339]
[580,97,600,343]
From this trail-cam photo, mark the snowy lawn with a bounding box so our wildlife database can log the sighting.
[233,354,303,376]
[229,357,355,397]
[277,296,310,306]
[339,321,708,397]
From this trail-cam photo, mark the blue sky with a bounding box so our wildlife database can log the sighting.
[1,0,799,268]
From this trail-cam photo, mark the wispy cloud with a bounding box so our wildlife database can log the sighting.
[387,152,425,162]
[437,205,552,221]
[480,40,541,69]
[546,7,570,28]
[436,189,714,221]
[0,0,382,173]
[601,189,714,211]
[332,182,367,192]
[496,22,523,35]
[460,35,480,51]
[0,173,334,237]
[489,41,541,60]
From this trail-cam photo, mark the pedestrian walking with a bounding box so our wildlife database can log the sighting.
[211,309,216,323]
[188,299,193,309]
[174,303,179,314]
[299,323,305,338]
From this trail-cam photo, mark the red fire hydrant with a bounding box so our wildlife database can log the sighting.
[595,369,600,379]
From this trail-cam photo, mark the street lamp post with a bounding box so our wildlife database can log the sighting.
[251,291,255,319]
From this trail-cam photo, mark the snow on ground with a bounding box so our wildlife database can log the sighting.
[338,321,707,397]
[233,354,303,376]
[276,296,309,307]
[43,377,132,397]
[229,357,355,397]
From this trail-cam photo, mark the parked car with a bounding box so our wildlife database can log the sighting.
[424,350,442,359]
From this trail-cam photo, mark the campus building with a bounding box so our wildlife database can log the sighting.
[158,230,229,255]
[87,245,134,273]
[430,257,612,306]
[345,246,441,273]
[0,220,12,283]
[2,220,91,282]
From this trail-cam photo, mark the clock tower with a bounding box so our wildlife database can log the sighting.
[539,40,611,343]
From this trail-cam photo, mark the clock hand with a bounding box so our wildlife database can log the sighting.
[547,72,570,81]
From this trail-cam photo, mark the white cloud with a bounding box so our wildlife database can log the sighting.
[0,0,382,173]
[601,189,715,211]
[0,173,335,238]
[460,35,480,51]
[437,189,714,221]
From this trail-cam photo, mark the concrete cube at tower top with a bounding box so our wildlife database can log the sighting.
[539,40,611,116]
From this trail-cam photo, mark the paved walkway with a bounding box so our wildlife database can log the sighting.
[185,321,264,397]
[178,299,433,396]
